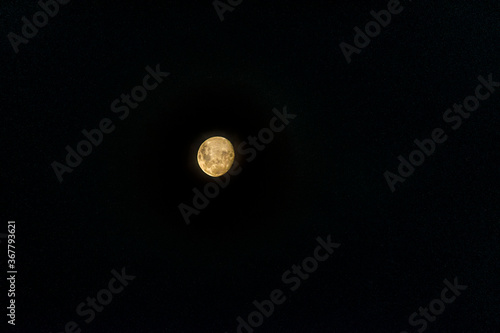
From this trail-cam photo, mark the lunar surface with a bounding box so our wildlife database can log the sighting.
[197,136,235,177]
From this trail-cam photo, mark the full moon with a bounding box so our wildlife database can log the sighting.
[197,136,235,177]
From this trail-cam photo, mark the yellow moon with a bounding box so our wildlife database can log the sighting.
[197,136,235,177]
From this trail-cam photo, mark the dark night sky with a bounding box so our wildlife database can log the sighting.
[1,0,499,332]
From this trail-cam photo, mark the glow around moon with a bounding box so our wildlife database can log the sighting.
[197,136,235,177]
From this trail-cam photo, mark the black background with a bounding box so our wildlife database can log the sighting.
[1,0,499,332]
